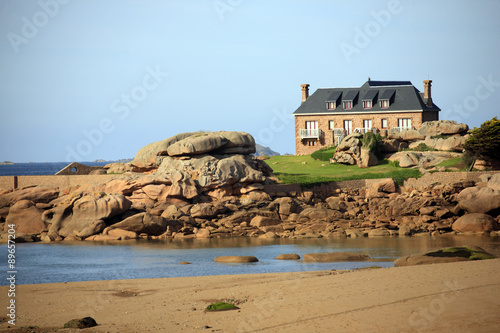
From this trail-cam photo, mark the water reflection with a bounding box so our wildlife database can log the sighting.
[4,235,499,285]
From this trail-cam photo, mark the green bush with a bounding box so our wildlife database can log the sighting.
[361,132,383,158]
[463,117,500,170]
[311,146,337,161]
[407,143,436,152]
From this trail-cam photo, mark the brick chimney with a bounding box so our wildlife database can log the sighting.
[301,84,310,103]
[423,80,433,107]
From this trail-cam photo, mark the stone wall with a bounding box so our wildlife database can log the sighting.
[264,178,390,198]
[0,175,118,190]
[402,171,500,190]
[295,111,426,155]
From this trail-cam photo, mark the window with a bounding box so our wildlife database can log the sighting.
[305,121,318,130]
[398,118,412,129]
[380,100,389,108]
[326,102,336,110]
[363,100,372,109]
[329,120,334,130]
[381,118,388,129]
[308,140,316,146]
[363,119,372,130]
[343,101,352,110]
[343,120,352,134]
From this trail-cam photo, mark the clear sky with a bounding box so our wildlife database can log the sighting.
[1,0,499,162]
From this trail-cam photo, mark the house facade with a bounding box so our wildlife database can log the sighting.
[293,80,440,155]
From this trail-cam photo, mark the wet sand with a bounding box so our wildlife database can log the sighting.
[1,258,499,332]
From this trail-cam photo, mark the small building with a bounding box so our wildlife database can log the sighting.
[293,79,440,155]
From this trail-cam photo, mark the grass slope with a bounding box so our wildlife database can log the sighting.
[268,155,421,186]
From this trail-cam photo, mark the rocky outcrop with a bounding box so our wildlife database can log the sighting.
[4,200,46,234]
[452,213,499,233]
[42,193,132,238]
[418,120,469,137]
[457,174,500,214]
[331,133,376,167]
[394,246,496,267]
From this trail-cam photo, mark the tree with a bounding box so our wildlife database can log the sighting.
[463,117,500,170]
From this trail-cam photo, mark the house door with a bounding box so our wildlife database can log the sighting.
[343,120,352,135]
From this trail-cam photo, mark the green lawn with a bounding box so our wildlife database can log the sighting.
[267,155,421,186]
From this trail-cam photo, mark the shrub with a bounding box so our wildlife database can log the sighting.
[463,117,500,170]
[311,146,337,161]
[361,132,383,158]
[409,143,436,152]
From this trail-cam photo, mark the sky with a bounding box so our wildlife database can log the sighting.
[1,0,499,162]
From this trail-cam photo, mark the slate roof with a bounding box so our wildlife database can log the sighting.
[293,80,441,115]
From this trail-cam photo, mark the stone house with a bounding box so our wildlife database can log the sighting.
[293,79,440,155]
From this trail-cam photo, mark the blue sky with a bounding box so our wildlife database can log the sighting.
[1,0,499,162]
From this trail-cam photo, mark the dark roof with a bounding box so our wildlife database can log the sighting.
[294,80,440,115]
[363,89,378,100]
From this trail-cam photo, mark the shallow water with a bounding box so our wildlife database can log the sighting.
[2,235,499,285]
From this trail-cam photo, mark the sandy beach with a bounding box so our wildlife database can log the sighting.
[1,258,499,333]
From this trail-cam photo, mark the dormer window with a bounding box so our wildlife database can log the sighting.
[379,89,395,109]
[342,90,358,110]
[380,100,389,108]
[362,90,377,110]
[326,91,342,111]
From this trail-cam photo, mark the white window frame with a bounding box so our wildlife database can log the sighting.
[398,118,412,129]
[363,119,372,130]
[381,118,388,129]
[363,100,372,109]
[326,102,336,110]
[343,120,353,135]
[380,100,389,109]
[328,120,335,130]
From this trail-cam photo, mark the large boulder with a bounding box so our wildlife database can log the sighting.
[394,246,496,267]
[4,200,46,234]
[418,120,469,137]
[0,186,59,208]
[457,183,500,215]
[129,132,200,170]
[214,256,259,263]
[452,213,499,233]
[424,135,469,152]
[105,212,178,236]
[379,139,408,152]
[167,132,228,156]
[359,147,378,168]
[42,193,132,238]
[215,131,256,154]
[157,154,266,192]
[388,128,425,142]
[303,252,370,262]
[398,152,419,168]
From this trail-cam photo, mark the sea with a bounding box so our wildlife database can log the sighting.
[0,161,109,176]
